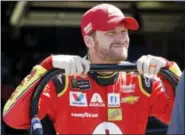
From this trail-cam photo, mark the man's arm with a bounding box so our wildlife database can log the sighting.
[168,71,184,134]
[147,58,182,124]
[164,60,182,80]
[3,54,89,129]
[2,64,58,129]
[3,56,55,129]
[3,65,46,129]
[149,77,175,125]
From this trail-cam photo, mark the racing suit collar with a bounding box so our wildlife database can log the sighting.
[89,71,119,86]
[84,55,119,86]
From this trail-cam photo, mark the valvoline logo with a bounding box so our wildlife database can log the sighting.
[73,93,84,101]
[70,92,88,107]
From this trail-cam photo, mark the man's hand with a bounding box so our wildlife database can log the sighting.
[52,55,90,76]
[136,55,166,76]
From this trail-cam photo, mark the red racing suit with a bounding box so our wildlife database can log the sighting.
[3,56,182,134]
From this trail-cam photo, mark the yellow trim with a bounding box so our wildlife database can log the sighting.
[138,76,150,97]
[169,63,182,78]
[127,71,137,75]
[3,65,47,114]
[97,72,118,78]
[57,75,69,97]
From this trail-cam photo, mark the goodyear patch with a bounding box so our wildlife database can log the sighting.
[108,108,122,121]
[121,96,139,104]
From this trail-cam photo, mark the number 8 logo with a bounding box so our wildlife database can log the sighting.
[92,122,123,134]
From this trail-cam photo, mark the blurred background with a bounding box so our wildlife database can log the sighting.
[1,1,185,135]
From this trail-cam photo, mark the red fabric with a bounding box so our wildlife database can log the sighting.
[40,56,53,70]
[81,4,139,36]
[3,72,175,134]
[161,57,174,69]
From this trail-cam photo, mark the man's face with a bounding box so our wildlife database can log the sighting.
[93,24,130,63]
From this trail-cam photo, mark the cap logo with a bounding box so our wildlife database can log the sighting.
[84,23,92,34]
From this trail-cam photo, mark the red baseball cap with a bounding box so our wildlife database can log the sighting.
[81,3,139,36]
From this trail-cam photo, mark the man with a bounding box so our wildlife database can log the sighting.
[168,71,184,134]
[3,3,182,134]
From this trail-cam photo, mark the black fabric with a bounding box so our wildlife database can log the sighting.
[88,71,119,86]
[41,116,56,135]
[52,73,66,95]
[84,55,119,86]
[140,75,153,94]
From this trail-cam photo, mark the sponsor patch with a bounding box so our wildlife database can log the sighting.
[69,91,88,107]
[121,84,135,93]
[108,93,120,107]
[71,112,98,118]
[84,23,92,34]
[121,96,139,104]
[89,93,105,107]
[108,108,122,121]
[71,79,90,90]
